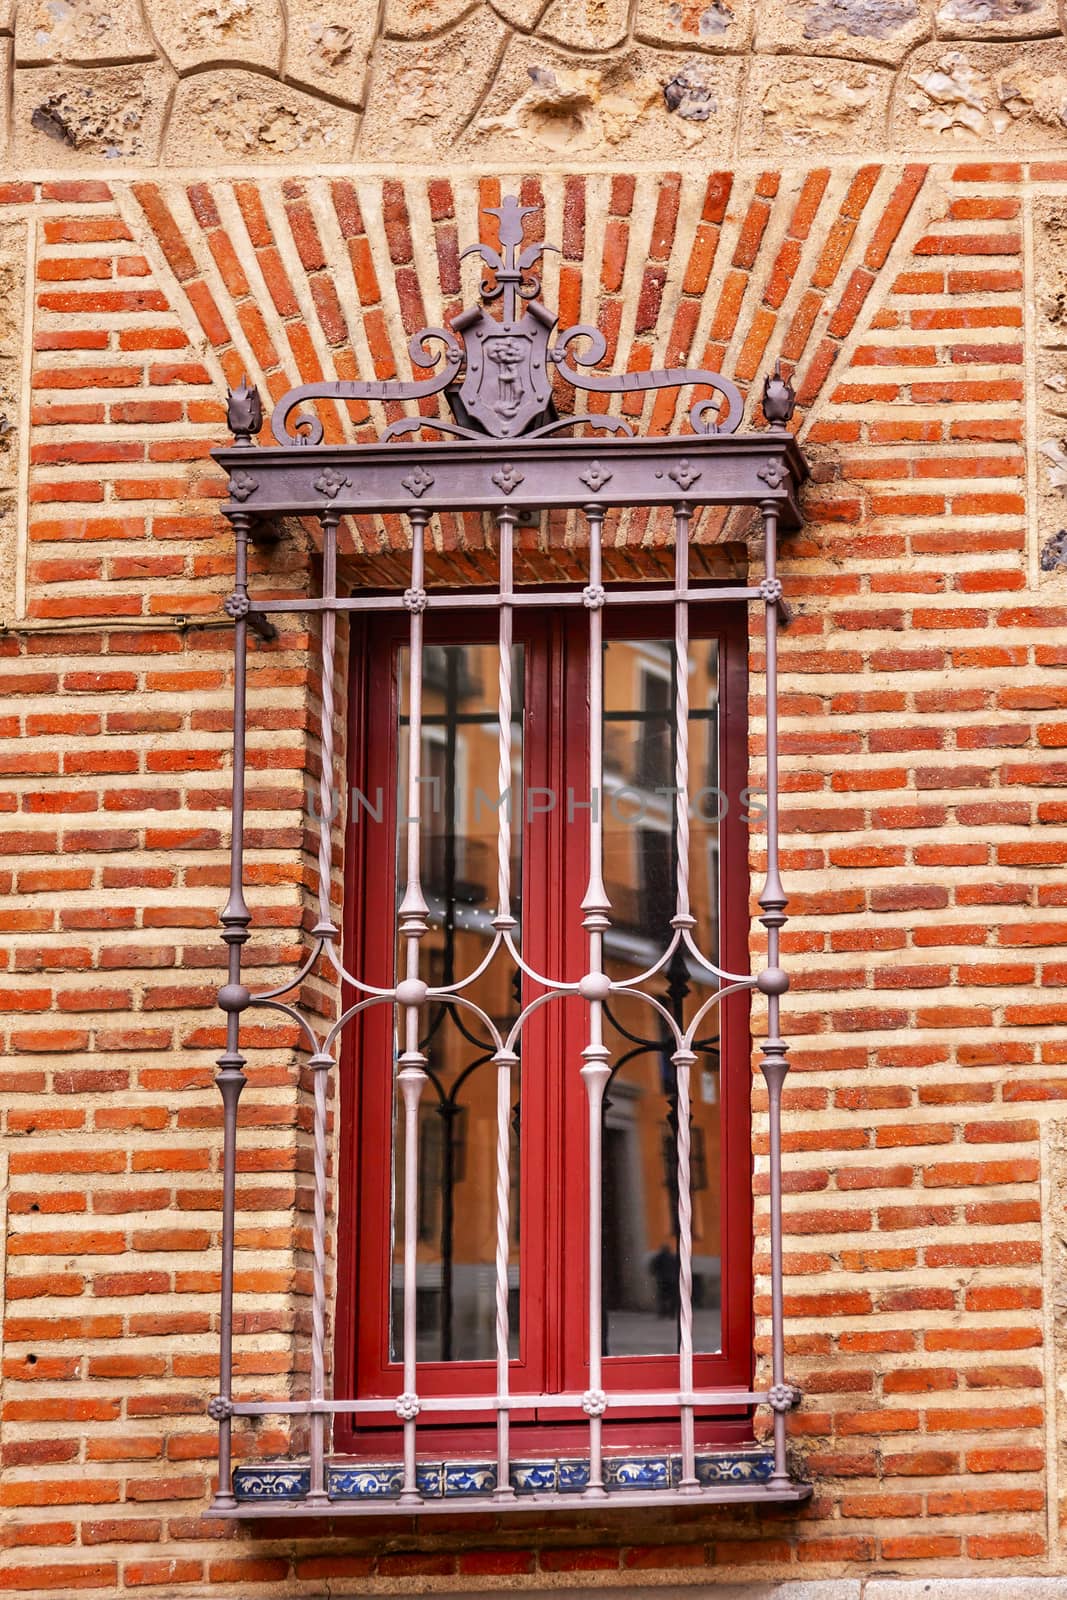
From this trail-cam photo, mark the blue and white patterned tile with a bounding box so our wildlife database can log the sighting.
[443,1461,497,1496]
[557,1458,590,1493]
[327,1463,404,1500]
[233,1465,310,1501]
[696,1450,774,1485]
[604,1454,670,1491]
[510,1460,557,1494]
[327,1462,444,1500]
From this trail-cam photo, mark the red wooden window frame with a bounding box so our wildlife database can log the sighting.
[334,596,753,1458]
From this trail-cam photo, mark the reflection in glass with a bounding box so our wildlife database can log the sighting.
[391,643,523,1363]
[601,639,722,1356]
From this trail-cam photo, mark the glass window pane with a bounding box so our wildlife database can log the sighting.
[600,637,722,1356]
[390,642,523,1364]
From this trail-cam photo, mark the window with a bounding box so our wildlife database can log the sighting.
[209,191,808,1515]
[336,604,753,1460]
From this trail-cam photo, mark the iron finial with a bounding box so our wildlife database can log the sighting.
[460,193,555,326]
[226,375,263,446]
[762,361,796,427]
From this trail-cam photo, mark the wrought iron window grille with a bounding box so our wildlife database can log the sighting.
[210,194,810,1516]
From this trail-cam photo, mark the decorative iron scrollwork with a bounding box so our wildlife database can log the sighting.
[239,194,748,451]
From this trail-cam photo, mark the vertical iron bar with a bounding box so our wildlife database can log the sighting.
[439,652,459,1364]
[670,506,698,1492]
[579,506,611,1499]
[396,508,431,1504]
[307,508,340,1506]
[757,499,792,1491]
[493,506,518,1500]
[210,508,252,1512]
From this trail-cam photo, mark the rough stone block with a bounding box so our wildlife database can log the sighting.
[358,12,509,159]
[144,0,284,74]
[487,0,545,23]
[283,0,378,107]
[14,62,173,164]
[427,1588,865,1600]
[16,0,158,64]
[383,0,483,38]
[741,55,893,151]
[463,39,744,158]
[866,1583,1067,1599]
[935,0,1060,40]
[166,69,357,161]
[1035,195,1067,348]
[895,40,1067,147]
[540,0,631,50]
[755,0,933,66]
[635,0,755,54]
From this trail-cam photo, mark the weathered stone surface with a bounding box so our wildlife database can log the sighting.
[870,1580,1067,1593]
[742,54,892,148]
[383,0,481,36]
[0,217,24,627]
[430,1588,866,1600]
[15,60,173,162]
[431,1589,865,1600]
[541,0,631,51]
[487,0,546,24]
[1035,197,1067,348]
[16,0,157,63]
[465,39,744,156]
[754,0,933,66]
[866,1585,1067,1599]
[897,40,1067,143]
[145,0,284,75]
[358,11,509,158]
[635,0,755,54]
[935,0,1059,39]
[284,0,378,106]
[166,68,356,160]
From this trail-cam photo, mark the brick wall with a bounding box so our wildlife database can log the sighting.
[2,158,1067,1594]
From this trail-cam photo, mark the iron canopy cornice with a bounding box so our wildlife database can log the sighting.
[214,191,807,524]
[212,431,808,530]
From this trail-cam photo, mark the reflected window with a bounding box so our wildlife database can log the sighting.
[602,639,722,1357]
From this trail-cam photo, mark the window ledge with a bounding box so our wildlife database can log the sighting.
[226,1450,811,1515]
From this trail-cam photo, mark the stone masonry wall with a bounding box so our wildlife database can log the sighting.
[5,3,1067,1599]
[4,0,1067,166]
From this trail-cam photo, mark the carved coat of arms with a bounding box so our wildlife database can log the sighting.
[452,300,556,439]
